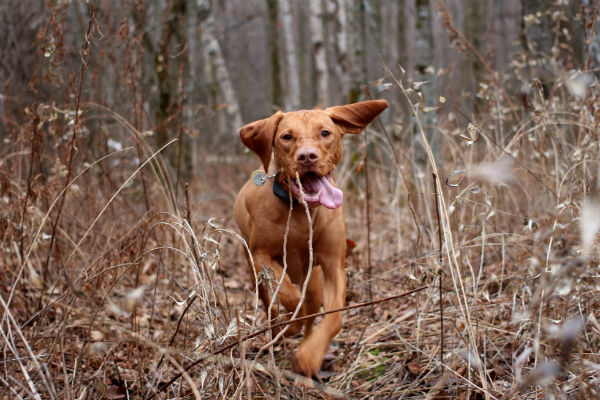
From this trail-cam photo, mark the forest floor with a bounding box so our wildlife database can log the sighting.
[2,69,600,398]
[4,116,598,400]
[3,1,600,398]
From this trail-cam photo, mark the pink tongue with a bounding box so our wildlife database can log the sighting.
[317,176,343,209]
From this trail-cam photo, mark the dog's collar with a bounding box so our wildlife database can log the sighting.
[250,169,296,205]
[272,173,297,205]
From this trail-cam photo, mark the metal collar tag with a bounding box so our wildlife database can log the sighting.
[251,170,277,186]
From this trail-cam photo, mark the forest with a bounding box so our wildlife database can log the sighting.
[1,0,600,398]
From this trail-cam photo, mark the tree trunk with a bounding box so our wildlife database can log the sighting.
[155,0,186,147]
[333,0,350,103]
[200,5,243,136]
[462,0,488,114]
[386,1,399,73]
[413,0,438,163]
[394,0,416,141]
[309,0,330,106]
[345,0,366,103]
[187,0,202,174]
[266,0,284,109]
[404,0,416,81]
[279,0,301,110]
[520,0,553,56]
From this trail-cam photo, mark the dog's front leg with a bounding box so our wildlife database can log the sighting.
[292,237,346,376]
[251,252,305,337]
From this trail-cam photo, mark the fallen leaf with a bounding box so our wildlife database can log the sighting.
[407,360,423,374]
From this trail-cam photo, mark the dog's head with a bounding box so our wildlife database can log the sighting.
[240,99,388,208]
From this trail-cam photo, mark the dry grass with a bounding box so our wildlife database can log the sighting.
[3,3,600,400]
[3,73,600,399]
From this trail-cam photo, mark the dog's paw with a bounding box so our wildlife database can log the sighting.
[291,345,322,377]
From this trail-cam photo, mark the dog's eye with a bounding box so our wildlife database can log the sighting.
[320,130,331,138]
[282,133,293,140]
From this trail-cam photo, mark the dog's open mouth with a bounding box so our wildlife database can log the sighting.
[290,172,343,209]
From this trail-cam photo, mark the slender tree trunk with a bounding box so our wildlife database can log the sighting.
[404,0,416,81]
[394,0,416,141]
[346,0,366,102]
[266,0,283,109]
[279,0,301,110]
[386,1,399,73]
[200,6,243,135]
[494,0,507,73]
[413,0,438,163]
[297,3,311,106]
[155,0,186,147]
[333,0,350,103]
[414,0,435,101]
[462,0,488,114]
[187,1,201,174]
[310,0,330,106]
[521,0,554,56]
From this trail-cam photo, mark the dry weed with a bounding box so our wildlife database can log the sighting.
[2,2,600,399]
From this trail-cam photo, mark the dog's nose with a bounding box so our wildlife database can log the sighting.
[296,148,319,166]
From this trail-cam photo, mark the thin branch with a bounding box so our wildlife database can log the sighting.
[149,285,429,398]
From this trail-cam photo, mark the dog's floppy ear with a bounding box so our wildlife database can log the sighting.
[239,111,284,172]
[326,99,388,134]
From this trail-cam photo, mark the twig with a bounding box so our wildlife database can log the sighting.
[145,295,198,398]
[64,139,178,276]
[153,295,197,375]
[367,78,423,247]
[450,105,562,202]
[390,66,491,398]
[21,2,54,268]
[0,289,56,398]
[432,172,444,374]
[185,184,202,273]
[41,0,97,293]
[16,148,134,328]
[263,177,295,341]
[363,104,374,308]
[259,175,294,397]
[149,285,429,398]
[175,63,185,200]
[256,173,314,355]
[249,173,315,398]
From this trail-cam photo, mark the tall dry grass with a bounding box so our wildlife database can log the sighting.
[2,2,600,400]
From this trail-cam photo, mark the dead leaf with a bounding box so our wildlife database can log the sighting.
[224,279,242,289]
[407,360,423,374]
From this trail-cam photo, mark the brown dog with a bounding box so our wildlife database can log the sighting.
[233,100,388,376]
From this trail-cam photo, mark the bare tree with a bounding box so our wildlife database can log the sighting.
[199,1,243,135]
[309,0,330,106]
[266,0,283,109]
[332,0,350,103]
[153,0,187,147]
[462,0,488,114]
[345,0,367,102]
[279,0,301,110]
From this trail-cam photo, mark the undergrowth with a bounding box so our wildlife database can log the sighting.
[2,1,600,399]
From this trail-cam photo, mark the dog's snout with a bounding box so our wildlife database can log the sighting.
[296,148,319,166]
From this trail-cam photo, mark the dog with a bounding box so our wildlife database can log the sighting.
[233,99,388,377]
